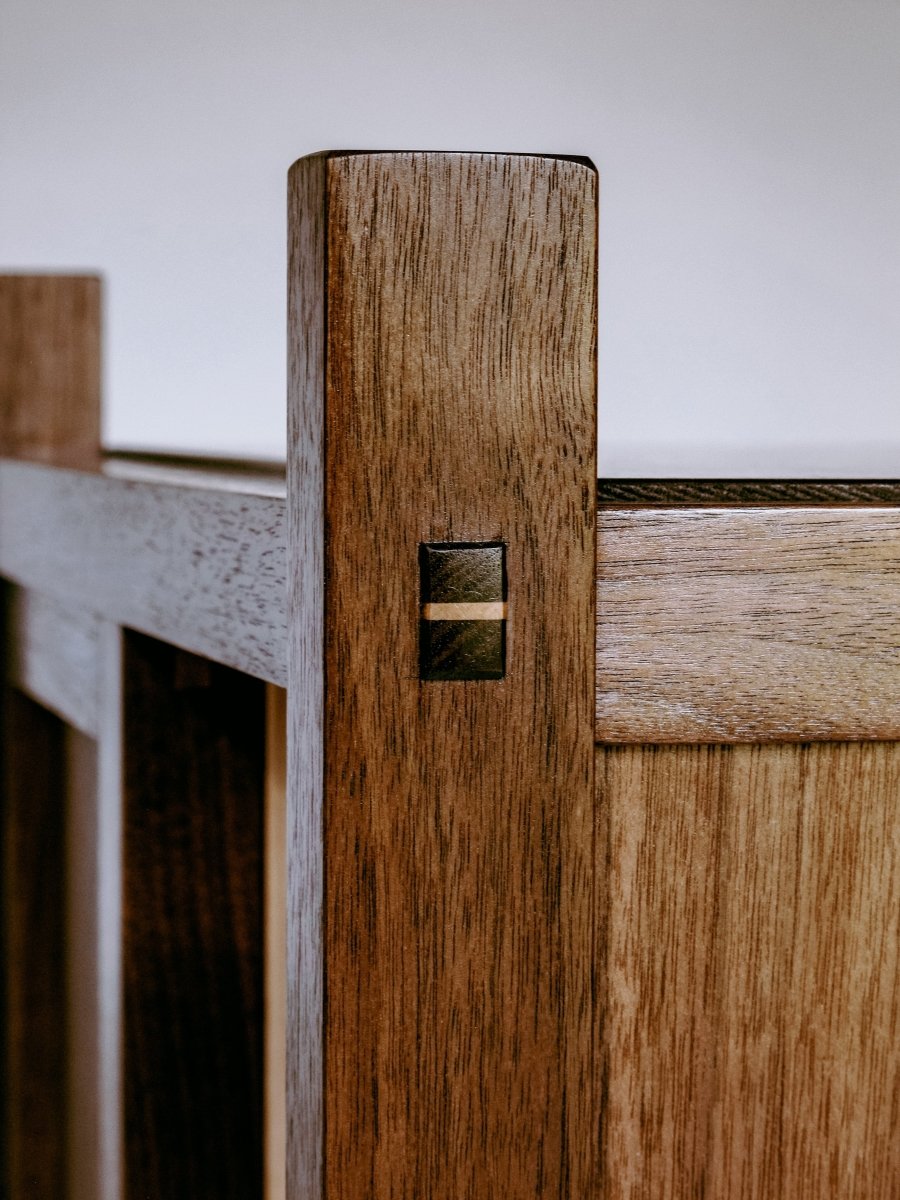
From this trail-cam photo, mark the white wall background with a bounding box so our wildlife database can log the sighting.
[1,0,898,475]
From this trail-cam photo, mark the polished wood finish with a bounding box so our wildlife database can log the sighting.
[121,634,265,1198]
[0,275,101,465]
[597,506,900,742]
[597,741,900,1199]
[0,458,286,685]
[289,150,598,1199]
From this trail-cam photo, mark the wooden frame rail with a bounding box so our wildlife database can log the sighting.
[3,153,899,1200]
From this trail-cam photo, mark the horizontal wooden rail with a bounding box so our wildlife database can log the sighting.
[0,457,286,686]
[596,506,900,743]
[4,458,899,743]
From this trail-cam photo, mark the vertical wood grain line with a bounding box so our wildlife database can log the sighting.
[289,150,598,1200]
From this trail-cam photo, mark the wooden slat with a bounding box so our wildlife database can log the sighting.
[596,507,900,743]
[65,725,104,1200]
[121,633,265,1198]
[0,275,101,466]
[288,151,597,1200]
[6,585,101,736]
[2,690,69,1200]
[0,458,286,685]
[597,742,900,1199]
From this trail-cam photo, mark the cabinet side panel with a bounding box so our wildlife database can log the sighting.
[598,742,900,1199]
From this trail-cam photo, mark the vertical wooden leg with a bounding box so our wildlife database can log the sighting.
[265,685,287,1200]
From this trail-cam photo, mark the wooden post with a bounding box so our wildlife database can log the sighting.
[0,274,110,1200]
[287,152,598,1198]
[0,275,101,466]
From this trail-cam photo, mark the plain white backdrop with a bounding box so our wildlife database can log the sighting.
[1,0,898,474]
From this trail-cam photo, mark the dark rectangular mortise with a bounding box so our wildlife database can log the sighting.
[122,632,265,1199]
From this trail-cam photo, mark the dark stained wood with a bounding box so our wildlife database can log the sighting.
[1,688,69,1200]
[596,506,900,743]
[288,150,598,1199]
[598,478,900,507]
[0,458,286,685]
[0,275,101,466]
[597,742,900,1199]
[121,632,265,1199]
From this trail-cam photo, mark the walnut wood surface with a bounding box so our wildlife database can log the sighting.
[598,742,900,1199]
[0,458,286,684]
[5,584,101,736]
[0,275,100,465]
[596,507,900,742]
[289,150,597,1199]
[1,689,69,1200]
[121,634,265,1198]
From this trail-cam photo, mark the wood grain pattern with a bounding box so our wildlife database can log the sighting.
[0,458,286,684]
[0,274,101,465]
[597,479,900,508]
[1,688,69,1200]
[596,507,900,742]
[286,149,326,1200]
[121,633,265,1199]
[6,584,101,736]
[289,150,597,1199]
[598,742,900,1199]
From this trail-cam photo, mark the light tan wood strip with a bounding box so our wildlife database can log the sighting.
[596,507,900,743]
[598,742,900,1199]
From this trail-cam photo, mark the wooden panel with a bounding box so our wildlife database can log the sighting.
[596,507,900,742]
[598,742,900,1199]
[0,458,286,684]
[0,274,100,465]
[121,633,265,1199]
[288,151,597,1199]
[1,689,69,1199]
[6,584,101,736]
